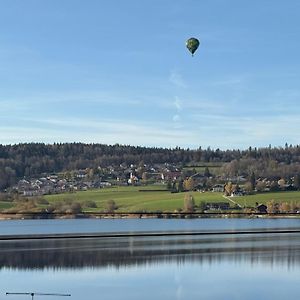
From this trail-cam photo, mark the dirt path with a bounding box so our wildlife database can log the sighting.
[222,195,243,208]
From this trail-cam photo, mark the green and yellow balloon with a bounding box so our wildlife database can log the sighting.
[186,37,200,56]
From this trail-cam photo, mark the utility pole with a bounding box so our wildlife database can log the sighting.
[6,292,71,300]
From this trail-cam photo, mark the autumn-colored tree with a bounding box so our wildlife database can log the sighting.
[87,168,94,179]
[266,200,278,213]
[244,181,253,193]
[183,194,195,212]
[279,202,290,213]
[256,181,267,192]
[141,172,148,183]
[224,182,233,196]
[183,177,195,191]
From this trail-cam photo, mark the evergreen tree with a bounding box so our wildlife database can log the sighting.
[250,172,256,190]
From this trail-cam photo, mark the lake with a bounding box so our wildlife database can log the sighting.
[1,218,300,300]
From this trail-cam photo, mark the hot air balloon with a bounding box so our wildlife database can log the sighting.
[186,37,200,56]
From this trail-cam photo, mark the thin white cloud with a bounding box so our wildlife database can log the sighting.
[169,70,187,88]
[174,97,182,111]
[190,112,300,148]
[2,100,300,150]
[159,97,225,113]
[1,117,196,148]
[0,91,142,110]
[172,115,181,122]
[208,77,243,87]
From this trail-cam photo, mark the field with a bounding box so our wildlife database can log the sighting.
[183,162,223,175]
[43,185,300,213]
[0,202,13,210]
[231,191,300,207]
[44,185,225,212]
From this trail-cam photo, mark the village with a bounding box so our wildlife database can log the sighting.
[8,162,298,200]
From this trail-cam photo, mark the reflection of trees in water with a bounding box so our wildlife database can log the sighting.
[1,234,300,270]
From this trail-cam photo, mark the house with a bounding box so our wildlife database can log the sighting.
[212,184,224,192]
[206,202,230,210]
[256,204,267,213]
[231,190,244,197]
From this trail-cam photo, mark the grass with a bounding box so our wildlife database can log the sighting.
[183,163,223,175]
[44,186,300,212]
[231,190,300,207]
[44,185,225,212]
[0,202,14,210]
[4,186,300,214]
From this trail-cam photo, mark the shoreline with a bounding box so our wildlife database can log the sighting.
[0,212,300,220]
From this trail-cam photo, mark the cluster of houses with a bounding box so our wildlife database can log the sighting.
[9,163,182,196]
[8,162,299,199]
[13,174,112,196]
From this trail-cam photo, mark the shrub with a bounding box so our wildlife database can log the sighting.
[84,200,97,208]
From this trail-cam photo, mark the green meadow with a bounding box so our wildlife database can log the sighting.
[43,185,300,213]
[0,202,13,210]
[183,163,223,175]
[230,191,300,207]
[44,185,225,212]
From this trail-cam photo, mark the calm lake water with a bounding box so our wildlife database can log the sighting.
[1,218,300,300]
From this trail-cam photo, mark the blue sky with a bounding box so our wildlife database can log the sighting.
[1,0,300,149]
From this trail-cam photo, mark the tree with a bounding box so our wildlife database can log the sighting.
[204,167,211,177]
[269,181,280,191]
[249,172,256,190]
[198,201,206,212]
[278,178,286,189]
[141,172,148,183]
[69,202,82,214]
[166,180,173,191]
[256,181,266,192]
[183,177,195,191]
[279,202,290,213]
[87,168,94,179]
[224,182,233,196]
[294,174,300,190]
[105,199,117,213]
[183,194,195,212]
[177,180,184,192]
[244,181,253,194]
[266,200,278,213]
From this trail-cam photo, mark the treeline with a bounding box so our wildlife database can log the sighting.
[1,142,300,190]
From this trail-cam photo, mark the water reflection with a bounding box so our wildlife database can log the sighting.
[1,233,300,270]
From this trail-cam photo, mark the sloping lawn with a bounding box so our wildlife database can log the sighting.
[229,191,300,207]
[44,186,225,212]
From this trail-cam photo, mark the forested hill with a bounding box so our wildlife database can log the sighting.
[1,142,300,189]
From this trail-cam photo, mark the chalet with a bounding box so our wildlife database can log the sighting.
[212,184,224,192]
